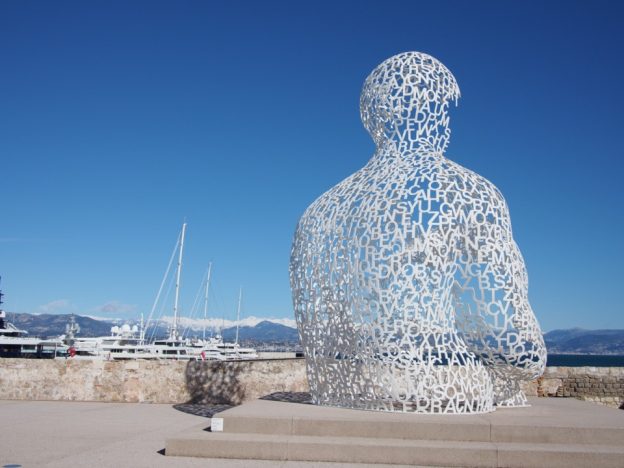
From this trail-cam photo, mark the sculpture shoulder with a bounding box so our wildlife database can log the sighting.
[298,165,374,221]
[443,158,509,213]
[295,155,511,231]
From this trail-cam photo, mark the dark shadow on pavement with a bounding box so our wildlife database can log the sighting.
[260,391,313,404]
[173,403,233,418]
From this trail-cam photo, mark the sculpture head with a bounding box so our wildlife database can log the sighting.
[360,52,460,154]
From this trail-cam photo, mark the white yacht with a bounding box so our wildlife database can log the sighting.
[0,312,67,358]
[0,279,67,359]
[69,322,157,360]
[148,338,193,360]
[213,341,259,360]
[188,335,258,361]
[188,287,258,361]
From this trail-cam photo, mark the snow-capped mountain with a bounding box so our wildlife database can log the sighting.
[3,312,299,343]
[158,315,297,331]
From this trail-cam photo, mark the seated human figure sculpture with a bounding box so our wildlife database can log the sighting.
[289,51,546,414]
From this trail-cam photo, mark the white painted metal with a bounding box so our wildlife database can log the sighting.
[203,262,212,341]
[172,222,187,340]
[235,287,242,345]
[143,230,180,342]
[290,52,546,414]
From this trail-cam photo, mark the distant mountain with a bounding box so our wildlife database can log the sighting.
[544,328,624,354]
[220,320,300,343]
[6,312,622,353]
[3,312,300,343]
[6,313,113,338]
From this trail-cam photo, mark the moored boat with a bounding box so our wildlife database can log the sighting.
[0,278,67,358]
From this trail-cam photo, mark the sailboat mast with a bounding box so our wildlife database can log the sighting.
[235,287,242,345]
[172,222,187,340]
[139,312,144,342]
[203,262,212,341]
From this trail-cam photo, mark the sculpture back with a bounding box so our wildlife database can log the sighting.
[290,52,546,414]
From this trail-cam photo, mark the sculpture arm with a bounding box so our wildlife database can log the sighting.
[454,180,546,378]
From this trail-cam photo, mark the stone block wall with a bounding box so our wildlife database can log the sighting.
[0,358,622,408]
[0,358,307,404]
[521,366,624,408]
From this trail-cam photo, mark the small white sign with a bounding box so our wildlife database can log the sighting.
[211,417,224,432]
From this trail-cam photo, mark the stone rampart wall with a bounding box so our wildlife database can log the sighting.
[522,366,624,408]
[0,359,622,408]
[0,358,307,405]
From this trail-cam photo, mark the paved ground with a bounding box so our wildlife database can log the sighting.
[0,400,413,468]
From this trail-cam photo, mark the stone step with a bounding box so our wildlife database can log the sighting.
[166,397,624,466]
[166,429,624,467]
[214,398,624,446]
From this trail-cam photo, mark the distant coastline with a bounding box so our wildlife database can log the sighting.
[547,354,624,367]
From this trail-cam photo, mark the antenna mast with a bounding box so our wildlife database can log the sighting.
[235,287,242,345]
[139,312,144,342]
[203,263,212,341]
[172,222,187,340]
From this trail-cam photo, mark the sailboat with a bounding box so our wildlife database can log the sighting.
[64,223,193,360]
[148,222,194,360]
[57,222,256,361]
[186,263,224,359]
[198,287,258,361]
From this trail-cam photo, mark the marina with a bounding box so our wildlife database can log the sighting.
[140,223,259,361]
[0,223,261,362]
[0,284,68,359]
[0,312,67,359]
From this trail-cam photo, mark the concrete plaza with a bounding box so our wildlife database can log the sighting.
[0,399,409,468]
[3,397,624,467]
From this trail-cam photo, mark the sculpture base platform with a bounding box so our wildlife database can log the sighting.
[166,397,624,467]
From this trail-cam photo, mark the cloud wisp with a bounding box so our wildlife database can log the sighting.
[38,299,74,314]
[93,300,138,315]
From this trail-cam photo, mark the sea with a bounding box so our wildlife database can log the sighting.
[547,354,624,367]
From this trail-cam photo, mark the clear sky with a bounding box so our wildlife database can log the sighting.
[1,1,623,331]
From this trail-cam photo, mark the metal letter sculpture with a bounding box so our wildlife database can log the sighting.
[289,52,547,414]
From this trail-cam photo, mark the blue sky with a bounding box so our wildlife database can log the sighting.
[1,1,623,331]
